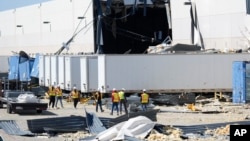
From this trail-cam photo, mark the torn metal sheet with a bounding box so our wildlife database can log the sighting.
[88,116,155,141]
[0,120,34,136]
[174,120,250,135]
[43,127,81,134]
[27,116,86,133]
[85,109,106,134]
[80,135,144,141]
[154,120,250,138]
[108,109,159,128]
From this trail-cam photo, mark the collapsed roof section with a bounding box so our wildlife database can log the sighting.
[93,0,171,54]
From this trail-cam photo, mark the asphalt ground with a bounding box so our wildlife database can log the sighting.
[1,98,250,141]
[0,98,113,141]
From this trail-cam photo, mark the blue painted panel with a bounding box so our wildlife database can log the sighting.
[8,56,19,80]
[19,60,31,81]
[232,61,246,103]
[19,56,29,64]
[30,54,39,78]
[246,63,250,102]
[29,58,35,72]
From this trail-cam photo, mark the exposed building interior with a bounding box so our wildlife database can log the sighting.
[94,0,171,54]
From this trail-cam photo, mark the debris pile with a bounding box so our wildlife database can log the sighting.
[205,124,230,136]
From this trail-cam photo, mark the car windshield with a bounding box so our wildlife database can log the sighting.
[5,91,34,98]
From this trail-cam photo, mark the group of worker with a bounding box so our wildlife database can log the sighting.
[47,85,80,109]
[95,88,149,116]
[47,85,150,114]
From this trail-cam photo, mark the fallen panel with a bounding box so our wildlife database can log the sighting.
[0,120,34,136]
[92,116,155,141]
[108,109,159,128]
[27,115,86,133]
[174,120,250,135]
[80,134,144,141]
[85,109,106,134]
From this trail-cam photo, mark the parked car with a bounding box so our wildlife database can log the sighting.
[0,90,48,114]
[30,86,46,97]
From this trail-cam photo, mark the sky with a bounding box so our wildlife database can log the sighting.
[0,0,50,11]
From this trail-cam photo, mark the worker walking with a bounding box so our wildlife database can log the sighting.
[55,85,64,109]
[70,87,80,109]
[48,85,56,109]
[110,88,120,115]
[141,89,149,111]
[95,88,104,112]
[118,88,128,115]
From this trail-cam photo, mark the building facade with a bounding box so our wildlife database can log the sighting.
[0,0,250,56]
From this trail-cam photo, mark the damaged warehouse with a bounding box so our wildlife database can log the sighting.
[2,0,250,141]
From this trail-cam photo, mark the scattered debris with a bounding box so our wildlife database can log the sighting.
[186,103,201,111]
[0,120,34,136]
[204,124,230,136]
[81,116,156,141]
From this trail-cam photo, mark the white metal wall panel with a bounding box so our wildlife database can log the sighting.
[80,56,98,93]
[0,56,9,73]
[98,54,250,93]
[44,55,51,87]
[171,0,248,50]
[38,55,45,86]
[65,56,72,90]
[50,56,58,86]
[71,56,81,91]
[80,57,88,92]
[64,56,81,91]
[0,0,95,55]
[98,55,106,92]
[58,56,65,89]
[0,11,15,36]
[87,56,98,92]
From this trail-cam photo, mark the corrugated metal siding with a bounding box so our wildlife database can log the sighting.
[85,110,106,134]
[233,61,247,103]
[8,56,19,80]
[174,120,250,135]
[0,56,9,73]
[98,54,250,93]
[108,109,159,128]
[30,54,39,78]
[0,120,34,136]
[27,116,86,133]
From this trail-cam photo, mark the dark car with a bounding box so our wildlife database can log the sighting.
[30,86,46,97]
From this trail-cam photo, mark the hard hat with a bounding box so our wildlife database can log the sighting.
[73,87,76,89]
[122,88,125,91]
[143,89,146,92]
[57,84,60,87]
[112,88,116,91]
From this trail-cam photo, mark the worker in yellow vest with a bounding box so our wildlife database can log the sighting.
[70,87,80,109]
[55,85,64,109]
[110,88,120,115]
[48,85,56,109]
[141,89,149,111]
[118,88,128,115]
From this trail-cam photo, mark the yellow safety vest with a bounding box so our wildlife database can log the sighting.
[71,91,79,99]
[118,91,125,99]
[112,92,119,102]
[48,89,55,96]
[141,93,149,103]
[56,88,62,96]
